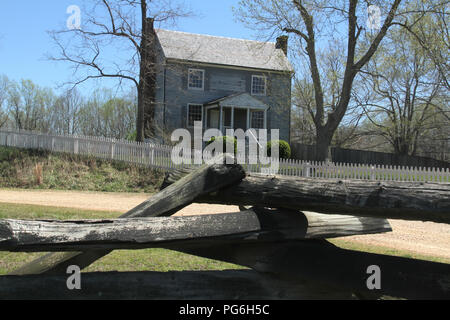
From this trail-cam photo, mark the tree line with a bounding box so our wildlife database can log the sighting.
[0,76,137,140]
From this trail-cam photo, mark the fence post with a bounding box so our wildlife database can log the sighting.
[304,162,310,178]
[110,141,115,160]
[151,148,155,167]
[74,139,79,155]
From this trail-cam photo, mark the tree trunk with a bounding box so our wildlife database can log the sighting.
[136,84,145,142]
[143,18,157,139]
[136,17,157,142]
[315,128,333,161]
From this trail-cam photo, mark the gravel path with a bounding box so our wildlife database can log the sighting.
[0,189,449,261]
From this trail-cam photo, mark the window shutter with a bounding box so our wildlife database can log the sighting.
[181,68,188,90]
[245,74,252,93]
[181,104,187,128]
[204,71,209,91]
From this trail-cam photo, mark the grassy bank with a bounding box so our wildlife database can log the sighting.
[0,146,164,193]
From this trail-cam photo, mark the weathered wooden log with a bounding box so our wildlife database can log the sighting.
[171,239,450,300]
[0,270,355,300]
[0,209,391,252]
[123,154,245,218]
[11,155,245,275]
[163,170,450,224]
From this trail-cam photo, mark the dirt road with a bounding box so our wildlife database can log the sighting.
[0,189,240,216]
[0,189,449,261]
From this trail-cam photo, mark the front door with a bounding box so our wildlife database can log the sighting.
[234,109,247,131]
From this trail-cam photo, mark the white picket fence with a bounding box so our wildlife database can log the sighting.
[0,129,449,183]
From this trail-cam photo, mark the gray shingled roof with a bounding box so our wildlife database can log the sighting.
[156,29,294,72]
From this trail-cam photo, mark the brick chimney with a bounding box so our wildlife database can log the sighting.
[276,36,288,55]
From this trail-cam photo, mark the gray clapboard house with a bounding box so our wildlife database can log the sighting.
[153,29,294,143]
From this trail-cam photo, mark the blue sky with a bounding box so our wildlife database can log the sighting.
[0,0,255,95]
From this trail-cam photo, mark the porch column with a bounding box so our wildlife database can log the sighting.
[231,107,235,131]
[246,108,250,130]
[219,105,223,134]
[264,109,267,129]
[204,108,208,129]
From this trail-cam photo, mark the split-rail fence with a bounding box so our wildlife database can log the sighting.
[0,154,449,299]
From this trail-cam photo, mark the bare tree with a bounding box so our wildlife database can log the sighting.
[6,79,54,131]
[392,1,449,90]
[50,89,83,135]
[74,88,137,139]
[291,49,365,149]
[356,25,448,157]
[235,0,446,160]
[48,0,191,141]
[0,75,9,128]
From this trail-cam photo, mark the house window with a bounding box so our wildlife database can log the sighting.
[187,104,203,127]
[251,75,266,95]
[251,111,265,129]
[188,69,205,90]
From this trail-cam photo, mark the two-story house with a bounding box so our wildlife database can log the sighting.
[153,29,294,143]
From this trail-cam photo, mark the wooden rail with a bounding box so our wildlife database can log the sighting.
[164,169,450,223]
[0,270,355,300]
[173,239,450,300]
[0,210,391,252]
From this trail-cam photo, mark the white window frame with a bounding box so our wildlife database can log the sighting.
[250,110,265,129]
[188,68,205,91]
[187,103,203,128]
[251,75,267,96]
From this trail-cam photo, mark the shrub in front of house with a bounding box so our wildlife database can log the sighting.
[126,130,137,142]
[267,140,291,159]
[206,136,238,154]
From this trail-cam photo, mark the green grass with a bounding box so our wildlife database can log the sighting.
[0,203,245,275]
[329,239,450,264]
[0,146,164,193]
[0,202,120,220]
